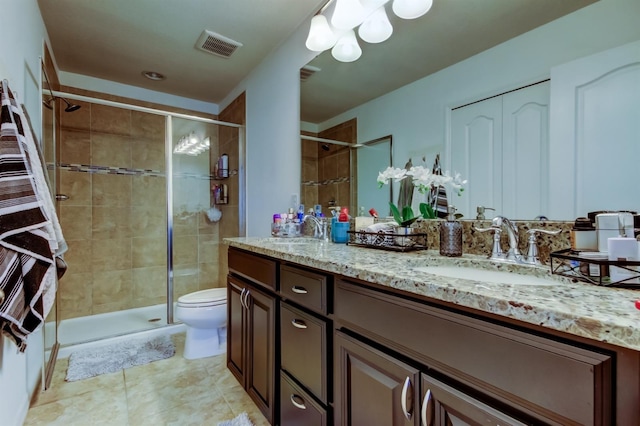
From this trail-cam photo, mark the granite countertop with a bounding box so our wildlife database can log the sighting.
[225,237,640,352]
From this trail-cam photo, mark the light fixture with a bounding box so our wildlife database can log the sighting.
[173,132,211,156]
[392,0,433,20]
[306,0,433,62]
[331,30,362,62]
[305,15,337,51]
[358,6,393,43]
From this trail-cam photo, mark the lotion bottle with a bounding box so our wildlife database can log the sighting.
[440,206,463,257]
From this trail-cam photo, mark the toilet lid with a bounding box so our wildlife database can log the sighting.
[177,288,226,305]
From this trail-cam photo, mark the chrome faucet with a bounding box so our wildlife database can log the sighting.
[473,215,522,263]
[303,215,328,240]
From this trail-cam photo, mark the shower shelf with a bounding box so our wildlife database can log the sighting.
[212,183,228,205]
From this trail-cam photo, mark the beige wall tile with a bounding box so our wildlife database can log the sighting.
[173,265,200,300]
[92,173,132,207]
[174,235,198,265]
[132,176,166,208]
[59,170,91,206]
[92,299,134,315]
[198,211,218,235]
[92,238,132,272]
[132,236,166,268]
[60,129,91,165]
[131,137,165,171]
[58,272,92,320]
[198,261,219,289]
[63,239,92,274]
[91,104,131,136]
[132,266,166,300]
[131,110,165,142]
[60,206,92,240]
[198,234,219,263]
[92,132,132,169]
[92,206,131,239]
[131,206,166,238]
[92,269,132,305]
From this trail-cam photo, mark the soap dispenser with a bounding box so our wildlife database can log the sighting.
[440,206,463,257]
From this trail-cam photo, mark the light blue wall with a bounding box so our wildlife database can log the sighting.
[318,0,640,178]
[0,2,49,423]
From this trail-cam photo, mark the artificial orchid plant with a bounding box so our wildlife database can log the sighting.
[377,164,467,227]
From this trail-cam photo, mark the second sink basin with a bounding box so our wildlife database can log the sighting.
[414,266,557,286]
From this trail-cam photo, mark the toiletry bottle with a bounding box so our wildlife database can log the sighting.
[440,206,463,257]
[570,217,597,252]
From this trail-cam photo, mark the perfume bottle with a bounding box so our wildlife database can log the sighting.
[440,206,463,257]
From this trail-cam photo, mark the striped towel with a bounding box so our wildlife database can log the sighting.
[0,80,63,351]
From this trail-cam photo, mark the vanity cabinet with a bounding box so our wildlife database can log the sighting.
[334,278,613,425]
[279,263,332,426]
[227,248,277,424]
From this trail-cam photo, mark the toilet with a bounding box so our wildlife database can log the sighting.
[175,288,227,360]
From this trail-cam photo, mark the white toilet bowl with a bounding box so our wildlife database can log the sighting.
[175,288,227,360]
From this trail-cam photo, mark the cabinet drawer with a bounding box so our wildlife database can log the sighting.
[281,302,328,403]
[280,264,327,314]
[228,248,276,290]
[280,371,327,426]
[335,280,612,426]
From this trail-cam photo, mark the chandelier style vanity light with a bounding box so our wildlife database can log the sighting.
[305,0,433,62]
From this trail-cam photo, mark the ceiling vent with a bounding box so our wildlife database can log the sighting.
[196,30,242,58]
[300,65,321,82]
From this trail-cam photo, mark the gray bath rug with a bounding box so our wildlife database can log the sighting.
[218,412,254,426]
[65,334,175,382]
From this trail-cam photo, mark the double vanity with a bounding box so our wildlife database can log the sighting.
[225,237,640,425]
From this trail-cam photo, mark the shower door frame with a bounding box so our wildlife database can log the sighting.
[48,90,246,330]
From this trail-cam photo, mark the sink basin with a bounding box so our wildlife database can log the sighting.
[413,266,557,286]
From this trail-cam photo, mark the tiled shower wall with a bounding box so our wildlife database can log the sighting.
[301,118,356,217]
[57,101,222,320]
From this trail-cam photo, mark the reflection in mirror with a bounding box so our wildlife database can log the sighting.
[354,135,392,217]
[301,118,356,217]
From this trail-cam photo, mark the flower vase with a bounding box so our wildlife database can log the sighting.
[393,225,415,247]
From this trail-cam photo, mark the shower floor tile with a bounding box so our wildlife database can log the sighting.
[25,333,270,426]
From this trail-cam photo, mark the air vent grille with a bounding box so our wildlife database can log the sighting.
[196,30,242,58]
[300,65,321,82]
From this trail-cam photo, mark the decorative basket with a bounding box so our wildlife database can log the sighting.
[347,229,428,252]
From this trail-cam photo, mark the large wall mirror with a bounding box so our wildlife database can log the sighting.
[299,0,639,221]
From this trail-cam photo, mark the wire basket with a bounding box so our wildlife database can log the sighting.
[550,249,640,287]
[347,229,428,252]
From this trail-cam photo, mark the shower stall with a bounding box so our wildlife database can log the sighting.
[43,92,244,360]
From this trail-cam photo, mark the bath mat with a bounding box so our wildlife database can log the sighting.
[218,412,254,426]
[65,334,175,382]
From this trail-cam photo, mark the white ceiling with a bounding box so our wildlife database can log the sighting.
[39,0,595,123]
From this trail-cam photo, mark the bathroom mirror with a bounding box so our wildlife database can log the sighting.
[299,0,636,221]
[353,135,392,217]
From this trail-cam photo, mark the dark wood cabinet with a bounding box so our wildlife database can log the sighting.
[227,248,277,424]
[280,371,328,426]
[334,331,420,426]
[421,374,525,426]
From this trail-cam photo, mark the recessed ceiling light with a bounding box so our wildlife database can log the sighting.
[142,71,166,81]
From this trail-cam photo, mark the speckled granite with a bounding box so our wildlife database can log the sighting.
[225,237,640,352]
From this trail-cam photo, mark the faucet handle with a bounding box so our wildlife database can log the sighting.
[523,228,561,265]
[473,225,504,260]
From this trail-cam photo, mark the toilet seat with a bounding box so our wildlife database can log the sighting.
[177,288,227,308]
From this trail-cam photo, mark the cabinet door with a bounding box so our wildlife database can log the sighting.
[421,375,526,426]
[227,276,246,385]
[245,282,276,424]
[335,331,420,426]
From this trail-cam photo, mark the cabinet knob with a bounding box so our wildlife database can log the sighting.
[291,319,308,329]
[291,286,308,294]
[290,394,307,410]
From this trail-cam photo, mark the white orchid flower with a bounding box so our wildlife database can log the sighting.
[377,167,407,186]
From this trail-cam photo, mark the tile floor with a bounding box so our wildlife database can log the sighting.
[24,333,270,426]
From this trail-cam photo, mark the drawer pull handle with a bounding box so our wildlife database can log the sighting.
[401,376,413,421]
[291,319,308,329]
[421,389,432,426]
[290,394,307,410]
[291,286,308,294]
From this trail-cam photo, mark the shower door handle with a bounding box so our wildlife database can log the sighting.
[55,194,69,201]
